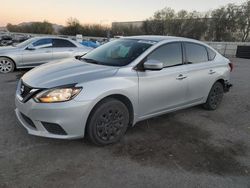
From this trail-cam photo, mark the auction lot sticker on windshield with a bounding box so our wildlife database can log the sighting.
[138,40,157,45]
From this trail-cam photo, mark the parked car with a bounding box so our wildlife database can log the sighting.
[0,35,14,47]
[0,36,92,73]
[80,40,100,48]
[12,34,31,43]
[15,36,233,145]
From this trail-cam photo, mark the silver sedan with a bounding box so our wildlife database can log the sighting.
[15,36,233,145]
[0,36,92,73]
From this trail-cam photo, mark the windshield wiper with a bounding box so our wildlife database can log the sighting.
[81,58,100,65]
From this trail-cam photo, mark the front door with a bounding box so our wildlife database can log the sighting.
[138,42,188,119]
[22,38,53,66]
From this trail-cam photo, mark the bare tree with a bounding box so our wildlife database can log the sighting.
[236,1,250,42]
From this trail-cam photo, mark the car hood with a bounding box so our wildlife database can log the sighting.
[0,46,20,53]
[22,58,119,88]
[72,47,93,56]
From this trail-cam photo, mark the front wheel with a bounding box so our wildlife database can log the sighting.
[0,57,15,73]
[203,82,224,110]
[86,98,129,146]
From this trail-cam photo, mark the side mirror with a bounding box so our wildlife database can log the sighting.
[143,59,163,71]
[26,45,36,50]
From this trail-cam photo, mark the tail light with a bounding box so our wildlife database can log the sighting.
[229,62,233,72]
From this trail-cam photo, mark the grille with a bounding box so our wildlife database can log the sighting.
[20,81,33,99]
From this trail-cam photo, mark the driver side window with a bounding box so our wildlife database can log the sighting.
[147,43,183,67]
[32,38,52,49]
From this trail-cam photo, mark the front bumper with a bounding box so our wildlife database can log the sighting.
[15,95,92,139]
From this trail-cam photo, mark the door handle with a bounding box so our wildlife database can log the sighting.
[176,74,187,80]
[209,70,216,75]
[45,51,51,53]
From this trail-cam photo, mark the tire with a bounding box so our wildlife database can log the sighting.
[203,82,224,110]
[0,57,15,73]
[86,98,129,146]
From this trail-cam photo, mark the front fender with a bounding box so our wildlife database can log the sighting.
[74,69,139,124]
[0,52,21,67]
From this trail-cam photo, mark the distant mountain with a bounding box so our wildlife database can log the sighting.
[17,22,64,33]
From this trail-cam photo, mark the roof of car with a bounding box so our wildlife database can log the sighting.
[32,36,72,40]
[124,35,200,43]
[29,36,83,47]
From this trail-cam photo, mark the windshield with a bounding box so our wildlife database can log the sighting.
[82,39,154,66]
[15,38,36,48]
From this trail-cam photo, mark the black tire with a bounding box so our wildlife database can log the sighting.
[203,82,224,110]
[0,57,15,73]
[86,98,129,146]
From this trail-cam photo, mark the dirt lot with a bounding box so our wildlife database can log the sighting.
[0,58,249,188]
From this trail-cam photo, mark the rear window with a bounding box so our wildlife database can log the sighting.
[53,39,76,48]
[207,47,216,60]
[185,43,208,63]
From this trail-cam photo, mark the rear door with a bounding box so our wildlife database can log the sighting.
[22,38,53,66]
[138,42,188,118]
[52,39,78,60]
[183,42,217,103]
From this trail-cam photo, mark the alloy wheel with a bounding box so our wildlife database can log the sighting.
[0,58,14,73]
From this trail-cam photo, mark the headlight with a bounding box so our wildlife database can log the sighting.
[34,87,82,103]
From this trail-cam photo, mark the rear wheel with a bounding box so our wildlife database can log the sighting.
[86,98,129,146]
[0,57,15,73]
[203,82,224,110]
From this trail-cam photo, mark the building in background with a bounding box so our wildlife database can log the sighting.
[111,21,144,36]
[112,21,144,28]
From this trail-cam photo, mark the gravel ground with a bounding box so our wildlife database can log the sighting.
[0,58,249,188]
